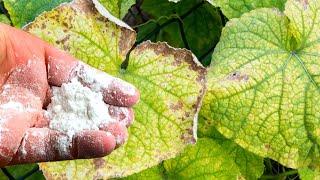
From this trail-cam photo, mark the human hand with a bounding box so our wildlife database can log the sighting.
[0,23,139,167]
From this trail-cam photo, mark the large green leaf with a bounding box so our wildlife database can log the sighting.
[163,138,241,179]
[123,138,262,179]
[140,0,222,64]
[0,14,10,25]
[123,115,264,180]
[25,0,206,178]
[211,0,287,19]
[3,0,71,28]
[201,0,320,169]
[198,115,264,179]
[95,0,135,19]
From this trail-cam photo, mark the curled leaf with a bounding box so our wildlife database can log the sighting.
[94,0,135,19]
[25,0,206,178]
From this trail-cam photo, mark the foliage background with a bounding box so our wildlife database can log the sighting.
[0,0,312,179]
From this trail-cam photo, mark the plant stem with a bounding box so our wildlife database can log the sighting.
[138,0,205,44]
[177,18,190,49]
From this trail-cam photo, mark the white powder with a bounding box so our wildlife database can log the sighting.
[75,62,136,96]
[47,78,116,138]
[0,101,24,111]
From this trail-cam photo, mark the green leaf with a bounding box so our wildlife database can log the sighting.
[0,14,10,25]
[121,138,242,179]
[3,0,71,28]
[201,0,320,169]
[198,115,264,179]
[140,0,223,63]
[95,0,135,19]
[164,138,242,179]
[0,164,41,179]
[124,122,264,180]
[211,0,287,19]
[0,170,7,180]
[25,0,206,178]
[119,165,165,180]
[168,0,214,5]
[299,168,320,180]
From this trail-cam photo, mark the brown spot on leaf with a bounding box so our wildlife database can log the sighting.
[93,158,106,169]
[134,41,207,85]
[302,0,309,9]
[170,101,184,111]
[228,71,249,82]
[55,34,71,45]
[264,144,271,150]
[181,133,196,144]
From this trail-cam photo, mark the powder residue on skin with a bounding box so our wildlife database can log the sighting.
[47,78,116,138]
[0,101,24,111]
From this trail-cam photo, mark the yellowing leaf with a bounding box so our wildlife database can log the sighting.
[201,0,320,169]
[163,138,241,179]
[212,0,287,19]
[25,0,206,178]
[123,115,264,180]
[125,138,260,179]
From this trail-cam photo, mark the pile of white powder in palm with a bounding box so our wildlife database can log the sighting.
[47,78,115,138]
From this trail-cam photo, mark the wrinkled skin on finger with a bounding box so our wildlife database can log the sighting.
[0,23,139,167]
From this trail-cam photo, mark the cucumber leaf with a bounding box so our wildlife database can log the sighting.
[123,137,263,179]
[95,0,135,19]
[201,0,320,169]
[25,0,206,178]
[3,0,71,28]
[211,0,287,19]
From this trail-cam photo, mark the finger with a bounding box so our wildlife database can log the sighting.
[10,129,116,165]
[44,43,78,86]
[99,122,128,147]
[73,130,116,159]
[108,106,134,127]
[44,45,139,107]
[75,62,140,107]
